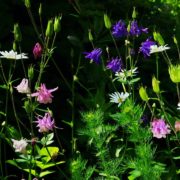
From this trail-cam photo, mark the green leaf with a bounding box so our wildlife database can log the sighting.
[41,133,54,146]
[128,170,141,180]
[36,160,65,170]
[39,170,55,177]
[6,160,21,169]
[0,84,8,90]
[23,169,36,176]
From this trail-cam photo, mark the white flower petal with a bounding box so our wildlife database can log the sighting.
[0,50,28,60]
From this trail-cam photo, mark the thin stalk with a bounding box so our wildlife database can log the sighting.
[0,138,3,177]
[109,30,120,57]
[156,53,159,79]
[19,45,27,78]
[176,83,180,102]
[28,149,33,180]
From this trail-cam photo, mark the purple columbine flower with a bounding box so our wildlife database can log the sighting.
[139,38,156,58]
[33,42,42,59]
[84,48,102,64]
[130,20,148,36]
[112,20,128,38]
[106,57,123,73]
[36,113,55,133]
[151,118,171,139]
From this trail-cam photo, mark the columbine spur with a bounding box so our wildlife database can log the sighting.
[0,50,28,60]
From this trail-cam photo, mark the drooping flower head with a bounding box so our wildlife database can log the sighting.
[36,112,55,133]
[151,118,171,139]
[15,78,30,94]
[0,50,28,60]
[109,92,130,107]
[11,138,28,154]
[139,38,156,58]
[31,84,58,104]
[106,57,123,73]
[33,42,42,59]
[84,48,102,64]
[129,20,141,36]
[112,20,128,38]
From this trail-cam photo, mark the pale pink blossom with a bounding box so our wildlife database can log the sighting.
[31,84,58,104]
[11,138,28,153]
[151,118,171,139]
[175,121,180,132]
[14,78,30,94]
[33,42,42,59]
[36,113,55,133]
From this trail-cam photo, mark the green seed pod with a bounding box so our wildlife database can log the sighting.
[88,29,93,42]
[54,16,61,33]
[173,36,178,45]
[39,3,42,15]
[152,76,160,93]
[45,19,54,37]
[28,65,34,80]
[132,7,136,19]
[104,14,111,29]
[25,0,31,8]
[13,23,22,42]
[168,64,180,83]
[139,86,149,101]
[153,31,165,46]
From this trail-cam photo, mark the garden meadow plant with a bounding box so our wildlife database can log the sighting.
[0,0,180,180]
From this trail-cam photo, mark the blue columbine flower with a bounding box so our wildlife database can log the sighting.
[130,20,148,36]
[106,57,123,73]
[112,20,128,38]
[139,38,156,58]
[84,48,102,64]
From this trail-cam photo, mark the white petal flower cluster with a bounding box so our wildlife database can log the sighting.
[0,50,28,60]
[11,138,28,154]
[150,44,170,54]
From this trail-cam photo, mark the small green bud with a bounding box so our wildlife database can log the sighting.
[173,36,178,45]
[25,0,31,8]
[13,23,22,42]
[54,15,61,33]
[168,64,180,83]
[28,65,34,80]
[13,41,17,51]
[139,86,149,101]
[88,29,93,42]
[104,14,111,29]
[73,75,78,81]
[39,3,42,15]
[153,31,165,45]
[152,76,160,93]
[127,22,131,33]
[132,7,136,19]
[45,19,54,37]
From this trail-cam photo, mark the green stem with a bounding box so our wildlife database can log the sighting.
[156,53,159,79]
[176,83,180,102]
[109,30,120,57]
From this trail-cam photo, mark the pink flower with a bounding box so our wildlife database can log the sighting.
[14,78,30,94]
[33,42,42,59]
[36,113,55,133]
[31,84,58,104]
[151,118,171,139]
[11,138,28,154]
[175,121,180,132]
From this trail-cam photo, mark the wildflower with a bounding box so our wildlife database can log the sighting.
[175,121,180,132]
[31,84,58,104]
[11,138,28,153]
[129,20,141,36]
[151,118,171,139]
[109,92,130,107]
[150,44,170,54]
[15,78,30,94]
[112,20,127,38]
[177,102,180,110]
[33,43,42,59]
[139,39,156,58]
[106,57,123,73]
[36,113,55,133]
[84,48,102,64]
[0,50,28,60]
[168,64,180,83]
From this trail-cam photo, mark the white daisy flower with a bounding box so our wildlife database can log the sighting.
[14,78,30,94]
[11,138,28,154]
[177,102,180,110]
[0,50,28,60]
[109,92,130,107]
[150,44,170,54]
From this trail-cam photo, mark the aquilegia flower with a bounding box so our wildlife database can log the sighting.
[0,50,28,60]
[106,57,123,73]
[175,121,180,132]
[84,48,102,64]
[139,38,156,58]
[150,44,170,54]
[129,20,141,36]
[15,78,30,94]
[31,84,58,104]
[11,138,28,154]
[109,92,130,107]
[33,42,42,59]
[151,118,171,139]
[36,112,55,133]
[112,20,127,38]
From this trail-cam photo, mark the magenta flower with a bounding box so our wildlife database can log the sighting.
[151,119,171,139]
[31,84,58,104]
[33,42,42,59]
[36,113,55,133]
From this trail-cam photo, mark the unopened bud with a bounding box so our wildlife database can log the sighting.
[13,24,22,42]
[132,7,136,19]
[152,76,160,93]
[173,36,178,45]
[153,31,165,46]
[54,15,61,33]
[139,86,149,101]
[33,42,42,59]
[28,65,34,80]
[104,14,111,29]
[13,41,17,51]
[127,22,131,33]
[168,64,180,83]
[39,3,42,15]
[88,29,93,42]
[25,0,31,8]
[45,19,54,37]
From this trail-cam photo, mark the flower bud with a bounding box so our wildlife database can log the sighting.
[54,16,61,33]
[13,24,22,42]
[104,14,111,29]
[152,76,160,93]
[88,29,93,42]
[45,19,54,37]
[25,0,31,8]
[173,36,178,45]
[13,41,17,51]
[175,121,180,132]
[139,86,149,101]
[168,64,180,83]
[39,3,42,15]
[127,22,131,33]
[33,42,42,59]
[28,65,34,80]
[132,7,136,19]
[153,31,165,46]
